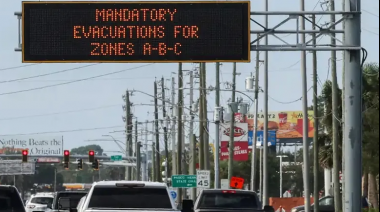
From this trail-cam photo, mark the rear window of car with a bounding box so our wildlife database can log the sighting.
[30,197,53,205]
[0,187,25,211]
[53,193,86,209]
[88,186,172,209]
[198,192,259,209]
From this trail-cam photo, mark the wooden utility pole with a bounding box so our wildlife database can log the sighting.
[161,77,170,178]
[154,81,161,182]
[312,14,320,212]
[199,63,205,170]
[177,63,184,202]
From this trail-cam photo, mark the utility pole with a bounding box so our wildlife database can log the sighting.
[214,62,221,189]
[134,119,138,180]
[312,14,320,212]
[154,81,161,182]
[125,90,133,181]
[177,63,184,202]
[259,147,263,202]
[300,0,311,210]
[202,63,210,170]
[171,77,177,176]
[227,62,237,187]
[251,35,260,192]
[199,63,205,170]
[136,141,141,181]
[189,70,197,200]
[161,77,170,178]
[330,0,342,211]
[143,120,149,181]
[182,115,187,175]
[343,0,362,211]
[152,141,156,181]
[262,0,270,206]
[341,0,346,205]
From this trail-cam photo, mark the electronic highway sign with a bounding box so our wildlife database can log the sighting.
[22,1,250,63]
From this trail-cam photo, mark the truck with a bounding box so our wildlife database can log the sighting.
[0,185,26,212]
[57,181,191,212]
[190,189,274,212]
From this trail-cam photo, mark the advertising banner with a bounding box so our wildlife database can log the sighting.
[0,160,35,176]
[220,141,249,161]
[248,130,277,147]
[0,137,63,156]
[246,111,314,139]
[220,123,248,142]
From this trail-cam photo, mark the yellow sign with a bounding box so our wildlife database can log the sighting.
[246,111,315,139]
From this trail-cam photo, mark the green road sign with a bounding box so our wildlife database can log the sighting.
[110,155,122,161]
[171,175,197,188]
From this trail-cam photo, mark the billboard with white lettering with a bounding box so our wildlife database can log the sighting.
[0,137,63,156]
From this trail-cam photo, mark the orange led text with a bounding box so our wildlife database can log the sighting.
[74,25,165,39]
[91,43,135,56]
[95,8,177,22]
[174,26,199,38]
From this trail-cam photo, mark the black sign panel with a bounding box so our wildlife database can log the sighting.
[22,1,250,63]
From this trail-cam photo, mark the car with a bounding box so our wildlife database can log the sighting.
[25,192,55,212]
[291,196,371,212]
[0,185,26,212]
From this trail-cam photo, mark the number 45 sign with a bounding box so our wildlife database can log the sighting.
[197,170,211,188]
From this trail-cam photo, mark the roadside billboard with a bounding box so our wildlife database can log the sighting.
[220,141,249,161]
[0,137,63,156]
[246,111,314,139]
[220,123,248,142]
[0,160,35,176]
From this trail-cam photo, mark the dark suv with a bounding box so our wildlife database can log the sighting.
[0,185,26,212]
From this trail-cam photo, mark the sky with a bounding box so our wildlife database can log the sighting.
[0,0,378,155]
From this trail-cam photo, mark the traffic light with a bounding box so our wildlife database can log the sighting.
[92,159,99,170]
[22,150,28,162]
[77,159,83,170]
[88,150,95,163]
[63,150,70,169]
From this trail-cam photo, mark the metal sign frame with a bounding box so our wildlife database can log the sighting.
[0,160,35,176]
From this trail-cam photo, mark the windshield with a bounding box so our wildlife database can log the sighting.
[54,193,87,209]
[198,192,259,209]
[88,186,172,209]
[0,188,25,212]
[30,197,53,205]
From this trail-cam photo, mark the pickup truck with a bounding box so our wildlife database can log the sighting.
[58,181,191,212]
[190,189,274,212]
[0,185,26,212]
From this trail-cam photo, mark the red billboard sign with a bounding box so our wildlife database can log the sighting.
[220,141,249,161]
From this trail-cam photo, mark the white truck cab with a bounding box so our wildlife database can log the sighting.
[58,181,189,212]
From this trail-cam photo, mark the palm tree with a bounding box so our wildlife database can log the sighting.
[318,63,379,209]
[362,63,379,209]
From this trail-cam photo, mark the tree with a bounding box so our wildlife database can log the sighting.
[362,63,379,209]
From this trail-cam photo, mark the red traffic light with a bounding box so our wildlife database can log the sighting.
[89,150,94,156]
[64,150,70,156]
[22,150,28,156]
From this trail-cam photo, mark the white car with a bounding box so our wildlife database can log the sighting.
[25,192,54,212]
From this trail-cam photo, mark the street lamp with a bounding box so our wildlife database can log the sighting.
[276,155,288,197]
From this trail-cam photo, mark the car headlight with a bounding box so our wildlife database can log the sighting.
[27,205,36,209]
[291,209,298,212]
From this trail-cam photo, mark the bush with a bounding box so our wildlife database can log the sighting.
[362,209,380,212]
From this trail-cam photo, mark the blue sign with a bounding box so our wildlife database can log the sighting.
[170,190,177,199]
[248,130,277,147]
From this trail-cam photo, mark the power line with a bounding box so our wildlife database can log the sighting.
[11,76,170,83]
[0,64,100,84]
[0,63,154,96]
[0,125,124,136]
[0,64,40,72]
[269,86,313,104]
[0,104,120,121]
[363,9,379,18]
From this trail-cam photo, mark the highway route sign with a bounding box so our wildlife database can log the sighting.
[171,175,197,188]
[111,155,122,161]
[196,170,210,188]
